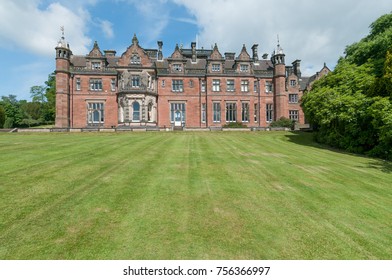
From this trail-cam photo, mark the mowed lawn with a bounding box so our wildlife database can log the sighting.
[0,131,391,260]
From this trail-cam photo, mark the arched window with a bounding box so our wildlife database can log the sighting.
[132,102,140,121]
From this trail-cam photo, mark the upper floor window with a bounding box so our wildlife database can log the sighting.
[131,76,140,88]
[131,54,141,64]
[172,80,184,92]
[241,80,249,92]
[76,78,81,91]
[201,80,206,92]
[91,62,101,70]
[254,81,258,92]
[212,79,220,92]
[226,80,235,92]
[240,64,249,72]
[172,64,183,72]
[89,79,102,91]
[290,79,297,87]
[212,64,221,72]
[161,80,165,87]
[111,79,116,91]
[189,80,194,88]
[265,81,273,93]
[289,94,299,103]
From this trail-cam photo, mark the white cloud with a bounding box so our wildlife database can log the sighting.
[0,1,92,57]
[99,19,115,39]
[171,0,392,75]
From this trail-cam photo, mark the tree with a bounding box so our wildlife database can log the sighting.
[0,105,5,128]
[30,86,46,103]
[1,95,23,128]
[43,72,56,122]
[302,12,392,159]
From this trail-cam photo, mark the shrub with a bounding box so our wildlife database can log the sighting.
[222,122,248,128]
[270,117,295,129]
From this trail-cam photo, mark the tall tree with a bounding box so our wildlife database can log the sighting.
[302,12,392,159]
[0,105,5,128]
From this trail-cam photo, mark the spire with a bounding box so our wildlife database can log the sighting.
[57,26,69,49]
[132,33,139,46]
[274,35,284,55]
[271,35,285,65]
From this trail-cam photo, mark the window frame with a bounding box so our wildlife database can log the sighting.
[289,110,299,121]
[212,79,221,92]
[266,103,273,122]
[172,79,184,92]
[87,102,105,124]
[241,102,250,122]
[211,63,221,72]
[241,80,249,92]
[213,102,221,123]
[89,79,103,91]
[289,93,299,103]
[226,79,235,92]
[226,102,237,122]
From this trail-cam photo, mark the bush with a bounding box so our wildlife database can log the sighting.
[270,117,295,129]
[222,122,248,128]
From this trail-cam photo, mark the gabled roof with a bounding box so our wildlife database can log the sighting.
[87,41,103,57]
[236,44,251,61]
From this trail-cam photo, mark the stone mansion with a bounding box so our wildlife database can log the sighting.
[55,33,329,129]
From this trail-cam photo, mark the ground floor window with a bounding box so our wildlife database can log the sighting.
[226,102,237,122]
[242,102,249,122]
[289,110,299,121]
[170,103,186,124]
[87,102,104,125]
[254,103,258,122]
[213,102,221,123]
[266,104,273,122]
[132,101,140,121]
[201,103,206,123]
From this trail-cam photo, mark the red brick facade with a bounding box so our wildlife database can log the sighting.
[55,34,327,129]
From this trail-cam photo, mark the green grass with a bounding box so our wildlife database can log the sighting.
[1,131,391,260]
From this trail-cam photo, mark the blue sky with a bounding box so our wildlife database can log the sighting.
[0,0,391,101]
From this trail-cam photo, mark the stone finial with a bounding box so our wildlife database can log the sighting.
[132,33,139,46]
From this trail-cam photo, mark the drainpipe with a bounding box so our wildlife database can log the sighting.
[257,78,260,129]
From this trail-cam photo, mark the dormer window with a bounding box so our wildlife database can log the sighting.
[172,64,182,72]
[91,62,101,70]
[240,64,249,72]
[131,54,141,64]
[290,79,297,87]
[212,64,221,72]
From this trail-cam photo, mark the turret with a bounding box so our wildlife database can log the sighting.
[55,27,72,128]
[271,39,288,121]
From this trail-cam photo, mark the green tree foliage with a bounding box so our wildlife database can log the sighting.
[0,105,5,128]
[0,72,56,128]
[302,12,392,159]
[43,72,56,122]
[0,95,23,128]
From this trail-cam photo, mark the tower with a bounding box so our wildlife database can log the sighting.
[271,40,287,121]
[55,27,72,128]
